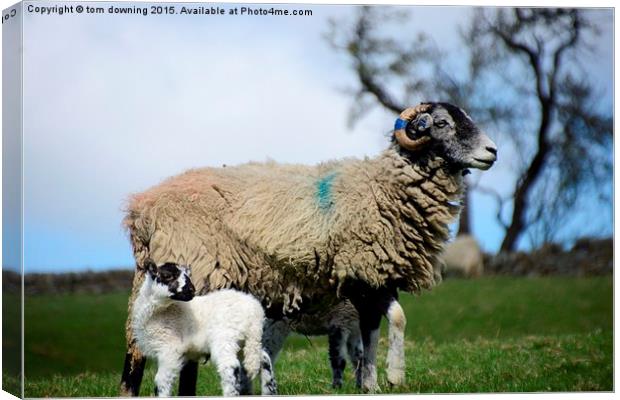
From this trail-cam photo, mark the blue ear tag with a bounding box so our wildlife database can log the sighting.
[394,118,407,130]
[417,119,427,129]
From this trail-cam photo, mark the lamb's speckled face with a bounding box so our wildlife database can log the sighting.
[404,102,497,170]
[146,261,195,302]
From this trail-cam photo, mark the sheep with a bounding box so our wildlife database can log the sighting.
[441,234,484,278]
[263,298,407,390]
[131,259,276,396]
[119,102,497,395]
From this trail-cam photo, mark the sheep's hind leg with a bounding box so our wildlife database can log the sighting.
[120,349,146,396]
[262,318,291,363]
[386,299,406,386]
[120,270,147,396]
[178,360,199,396]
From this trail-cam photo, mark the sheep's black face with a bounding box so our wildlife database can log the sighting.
[403,102,497,171]
[146,261,196,302]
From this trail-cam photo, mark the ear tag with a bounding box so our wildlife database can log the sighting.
[394,118,407,130]
[417,119,428,130]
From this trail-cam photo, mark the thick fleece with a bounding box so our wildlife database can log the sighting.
[124,148,462,314]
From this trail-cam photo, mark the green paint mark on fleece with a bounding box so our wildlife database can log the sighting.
[316,172,338,210]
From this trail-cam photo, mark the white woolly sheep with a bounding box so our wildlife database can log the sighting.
[131,260,276,396]
[441,234,484,278]
[120,102,497,395]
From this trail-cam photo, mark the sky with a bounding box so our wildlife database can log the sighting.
[1,1,614,272]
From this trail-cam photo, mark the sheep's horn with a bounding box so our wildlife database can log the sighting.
[393,104,432,152]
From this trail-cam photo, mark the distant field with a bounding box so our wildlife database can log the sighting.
[16,276,613,396]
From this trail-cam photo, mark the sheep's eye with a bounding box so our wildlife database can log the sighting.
[435,120,448,128]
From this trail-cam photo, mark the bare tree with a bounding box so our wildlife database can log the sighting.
[327,6,612,252]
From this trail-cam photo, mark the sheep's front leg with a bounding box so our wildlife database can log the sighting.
[349,300,382,393]
[386,299,406,386]
[359,320,380,393]
[154,354,184,397]
[346,330,363,388]
[348,286,396,393]
[328,326,348,388]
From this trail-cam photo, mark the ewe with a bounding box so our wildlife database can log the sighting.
[120,102,497,394]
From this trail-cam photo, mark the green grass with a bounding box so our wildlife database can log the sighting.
[2,291,22,397]
[20,276,613,396]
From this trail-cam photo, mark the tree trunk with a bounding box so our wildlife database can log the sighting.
[499,102,552,252]
[457,185,471,235]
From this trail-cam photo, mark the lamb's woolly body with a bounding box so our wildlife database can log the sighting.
[124,148,463,314]
[132,287,266,396]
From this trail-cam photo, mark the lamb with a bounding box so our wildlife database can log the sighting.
[120,102,497,395]
[263,298,407,389]
[131,259,276,396]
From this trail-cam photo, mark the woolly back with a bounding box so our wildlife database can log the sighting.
[124,151,464,313]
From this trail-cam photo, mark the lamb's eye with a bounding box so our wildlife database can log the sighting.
[435,120,448,128]
[158,270,176,282]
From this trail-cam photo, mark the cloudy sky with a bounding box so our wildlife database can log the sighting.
[5,1,613,272]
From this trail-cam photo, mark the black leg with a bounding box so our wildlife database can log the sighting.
[178,360,199,396]
[328,327,346,388]
[238,366,253,395]
[120,352,146,396]
[345,284,397,392]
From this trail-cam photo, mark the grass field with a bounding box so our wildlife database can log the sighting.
[9,276,614,396]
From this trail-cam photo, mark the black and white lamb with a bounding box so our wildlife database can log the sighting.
[131,260,276,396]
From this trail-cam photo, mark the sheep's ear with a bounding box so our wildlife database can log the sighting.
[144,259,158,277]
[414,113,433,132]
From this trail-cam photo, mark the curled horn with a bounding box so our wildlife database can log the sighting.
[393,103,432,152]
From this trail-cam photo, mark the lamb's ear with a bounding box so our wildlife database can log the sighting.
[143,259,158,277]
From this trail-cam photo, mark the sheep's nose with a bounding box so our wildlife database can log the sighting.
[486,146,497,156]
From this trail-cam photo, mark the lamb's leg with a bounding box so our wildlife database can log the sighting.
[211,348,243,396]
[120,270,147,396]
[260,350,277,395]
[238,367,253,395]
[328,326,347,388]
[154,354,184,397]
[178,360,199,396]
[346,329,363,388]
[386,299,406,386]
